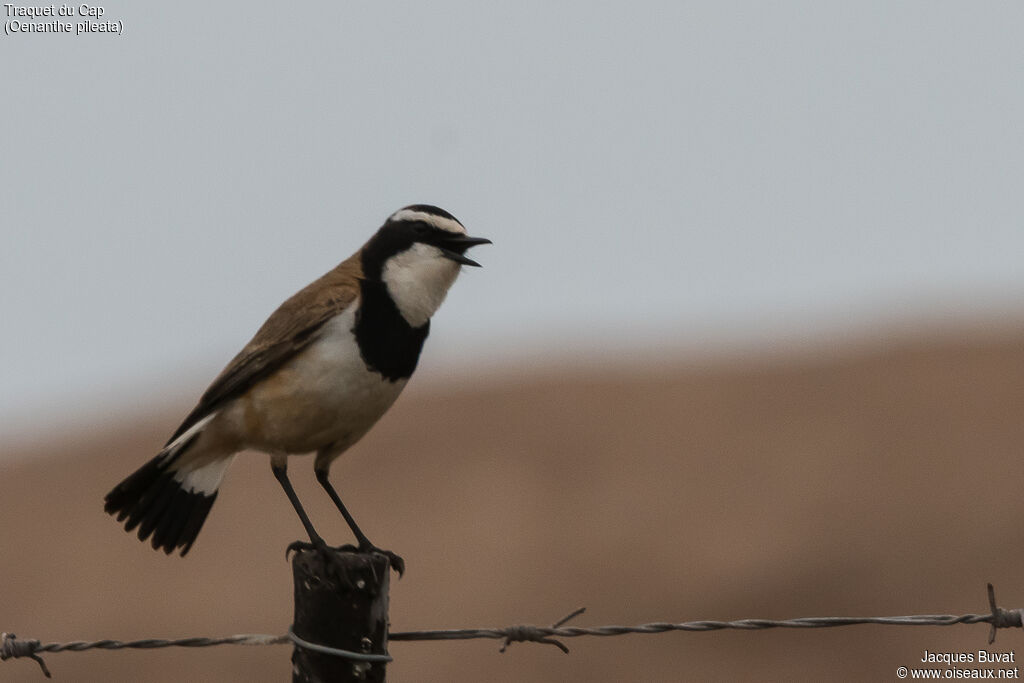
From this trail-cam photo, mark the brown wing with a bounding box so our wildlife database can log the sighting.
[165,254,363,445]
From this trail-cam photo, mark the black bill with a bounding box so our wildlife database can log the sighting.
[438,235,492,267]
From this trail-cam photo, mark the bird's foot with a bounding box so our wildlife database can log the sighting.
[338,542,405,577]
[285,537,331,560]
[286,538,404,577]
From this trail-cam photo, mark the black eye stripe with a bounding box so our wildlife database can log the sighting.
[364,207,466,279]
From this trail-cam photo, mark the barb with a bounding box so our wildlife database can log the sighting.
[4,584,1022,678]
[495,607,588,654]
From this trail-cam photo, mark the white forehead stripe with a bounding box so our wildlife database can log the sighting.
[388,209,466,235]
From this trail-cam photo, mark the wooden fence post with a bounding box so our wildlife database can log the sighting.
[290,548,391,682]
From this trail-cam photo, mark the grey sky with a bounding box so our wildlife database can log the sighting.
[3,2,1023,439]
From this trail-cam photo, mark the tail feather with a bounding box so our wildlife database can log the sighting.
[104,431,225,556]
[150,488,196,553]
[134,475,180,537]
[178,493,218,555]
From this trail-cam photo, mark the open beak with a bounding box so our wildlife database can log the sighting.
[438,235,492,267]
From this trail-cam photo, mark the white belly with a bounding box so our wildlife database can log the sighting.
[225,305,408,455]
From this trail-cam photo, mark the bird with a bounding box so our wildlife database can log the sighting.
[104,204,490,574]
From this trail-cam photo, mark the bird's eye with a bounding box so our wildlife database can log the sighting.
[414,222,430,236]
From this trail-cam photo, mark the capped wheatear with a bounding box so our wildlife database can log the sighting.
[104,204,490,573]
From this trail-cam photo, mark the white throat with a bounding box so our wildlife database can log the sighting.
[381,243,461,327]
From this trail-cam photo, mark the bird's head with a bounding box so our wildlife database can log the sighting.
[361,204,491,327]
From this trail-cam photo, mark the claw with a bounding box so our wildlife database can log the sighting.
[381,549,405,577]
[285,538,328,561]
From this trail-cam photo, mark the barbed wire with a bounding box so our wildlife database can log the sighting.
[3,584,1021,679]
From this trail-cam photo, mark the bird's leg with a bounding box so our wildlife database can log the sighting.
[271,461,329,557]
[314,467,405,576]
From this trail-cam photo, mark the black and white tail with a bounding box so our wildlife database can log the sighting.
[104,417,232,556]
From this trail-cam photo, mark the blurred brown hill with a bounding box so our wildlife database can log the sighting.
[2,331,1024,682]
